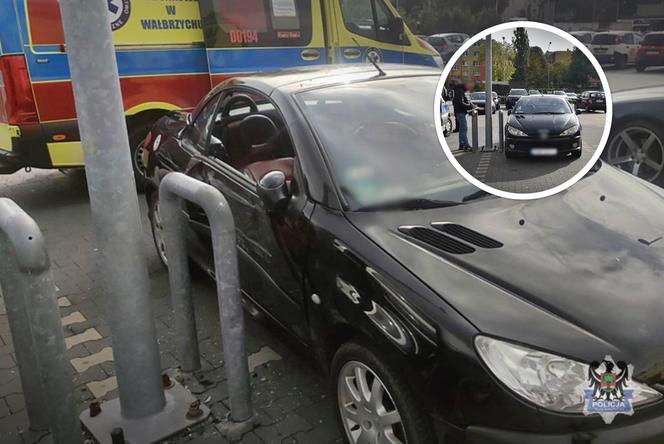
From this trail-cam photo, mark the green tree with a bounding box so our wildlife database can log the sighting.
[525,46,546,89]
[512,28,530,82]
[565,47,595,87]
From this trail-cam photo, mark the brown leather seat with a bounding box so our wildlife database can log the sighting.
[243,157,294,184]
[234,114,281,169]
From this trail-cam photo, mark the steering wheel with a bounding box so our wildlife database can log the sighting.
[221,93,259,118]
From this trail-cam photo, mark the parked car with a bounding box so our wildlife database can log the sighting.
[569,30,595,47]
[566,92,579,105]
[604,86,664,185]
[553,90,567,97]
[145,65,664,444]
[505,88,529,110]
[579,91,606,112]
[528,89,542,95]
[426,33,469,61]
[637,32,664,71]
[589,31,643,68]
[505,95,582,159]
[469,91,496,114]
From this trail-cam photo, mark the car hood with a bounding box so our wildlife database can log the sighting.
[346,166,664,380]
[509,113,576,135]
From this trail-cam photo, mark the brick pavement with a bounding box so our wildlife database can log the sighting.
[0,169,342,443]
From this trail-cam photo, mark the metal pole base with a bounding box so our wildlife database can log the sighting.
[216,413,259,441]
[80,380,209,444]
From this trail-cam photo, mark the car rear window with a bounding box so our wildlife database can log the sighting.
[510,89,527,96]
[199,0,313,48]
[643,34,664,46]
[592,34,619,45]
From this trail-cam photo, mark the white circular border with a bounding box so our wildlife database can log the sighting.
[434,21,613,200]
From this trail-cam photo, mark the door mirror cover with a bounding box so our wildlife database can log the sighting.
[258,170,291,212]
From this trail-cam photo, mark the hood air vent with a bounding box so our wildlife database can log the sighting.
[432,223,503,249]
[399,226,475,255]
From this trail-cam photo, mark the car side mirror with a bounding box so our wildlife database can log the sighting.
[507,109,512,115]
[258,171,291,212]
[209,135,226,160]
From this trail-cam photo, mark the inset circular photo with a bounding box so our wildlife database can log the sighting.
[435,22,612,200]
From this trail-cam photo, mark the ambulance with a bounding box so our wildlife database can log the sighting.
[0,0,441,181]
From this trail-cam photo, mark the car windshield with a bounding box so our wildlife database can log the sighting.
[592,34,618,45]
[643,34,664,45]
[296,77,479,211]
[446,34,466,43]
[510,89,527,96]
[514,97,571,115]
[470,92,486,99]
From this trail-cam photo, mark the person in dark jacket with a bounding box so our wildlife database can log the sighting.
[452,79,477,150]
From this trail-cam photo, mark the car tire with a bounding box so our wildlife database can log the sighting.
[615,53,626,69]
[443,119,453,137]
[148,192,169,269]
[332,340,435,444]
[636,62,647,72]
[129,124,152,192]
[604,119,664,186]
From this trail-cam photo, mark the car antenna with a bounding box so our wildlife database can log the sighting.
[352,37,386,77]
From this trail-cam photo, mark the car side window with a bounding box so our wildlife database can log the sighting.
[623,34,634,45]
[208,90,296,184]
[340,0,400,44]
[189,95,221,150]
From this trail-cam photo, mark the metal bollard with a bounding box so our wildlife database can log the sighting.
[471,110,479,151]
[159,173,256,439]
[498,110,505,152]
[0,199,81,444]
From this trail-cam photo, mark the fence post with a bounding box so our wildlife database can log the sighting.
[159,173,256,439]
[0,198,81,444]
[471,110,479,151]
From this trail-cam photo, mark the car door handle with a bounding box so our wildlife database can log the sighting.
[343,48,362,59]
[300,49,321,61]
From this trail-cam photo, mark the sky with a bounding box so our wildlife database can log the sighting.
[491,28,575,52]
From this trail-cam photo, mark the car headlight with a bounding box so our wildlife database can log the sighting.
[560,124,580,137]
[475,336,662,413]
[507,125,527,137]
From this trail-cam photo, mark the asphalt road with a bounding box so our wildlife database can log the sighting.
[445,112,606,194]
[605,65,664,92]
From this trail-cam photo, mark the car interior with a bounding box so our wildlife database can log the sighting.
[208,91,296,185]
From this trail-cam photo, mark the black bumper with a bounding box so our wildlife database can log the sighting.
[0,147,22,174]
[465,411,664,444]
[505,134,582,157]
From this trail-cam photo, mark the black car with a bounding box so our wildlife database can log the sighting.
[604,86,664,186]
[505,88,528,110]
[144,66,664,443]
[579,91,606,113]
[505,95,582,159]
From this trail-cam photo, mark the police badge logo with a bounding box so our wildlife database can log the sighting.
[582,355,634,424]
[108,0,131,31]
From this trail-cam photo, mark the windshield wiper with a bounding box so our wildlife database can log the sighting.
[462,189,490,202]
[356,198,461,212]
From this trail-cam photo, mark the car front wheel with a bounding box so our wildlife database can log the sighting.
[148,192,169,268]
[332,341,435,444]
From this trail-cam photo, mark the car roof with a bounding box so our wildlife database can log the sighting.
[209,64,441,97]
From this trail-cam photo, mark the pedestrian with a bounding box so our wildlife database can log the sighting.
[452,79,477,151]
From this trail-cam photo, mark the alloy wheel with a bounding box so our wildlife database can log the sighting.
[151,198,168,266]
[133,141,149,179]
[338,361,406,444]
[607,126,664,183]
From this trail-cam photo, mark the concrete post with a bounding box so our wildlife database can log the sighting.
[0,198,81,444]
[485,34,493,151]
[58,0,165,419]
